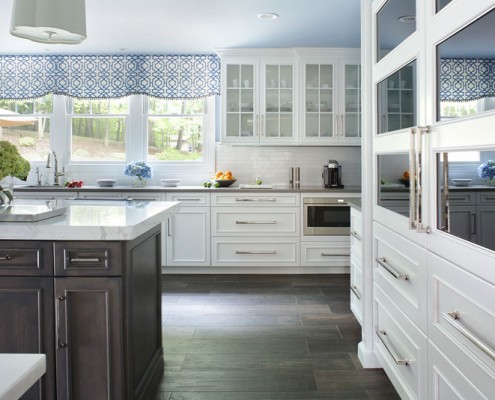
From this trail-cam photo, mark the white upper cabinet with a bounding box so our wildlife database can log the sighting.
[299,52,361,145]
[218,48,361,146]
[219,50,297,144]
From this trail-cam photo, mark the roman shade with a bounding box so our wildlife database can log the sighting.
[440,58,495,102]
[0,54,221,100]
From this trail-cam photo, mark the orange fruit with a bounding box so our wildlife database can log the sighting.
[215,171,223,179]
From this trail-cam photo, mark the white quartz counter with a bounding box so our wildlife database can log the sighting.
[0,199,180,241]
[0,354,46,400]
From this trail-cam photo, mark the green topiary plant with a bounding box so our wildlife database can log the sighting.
[0,141,31,203]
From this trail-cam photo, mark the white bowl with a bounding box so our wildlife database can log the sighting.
[161,179,181,187]
[452,178,472,187]
[96,179,117,187]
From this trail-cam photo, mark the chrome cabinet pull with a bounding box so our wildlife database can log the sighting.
[0,255,13,261]
[167,217,172,237]
[56,295,67,350]
[442,311,495,361]
[377,330,412,366]
[235,250,277,255]
[320,252,349,257]
[176,198,201,201]
[351,231,362,241]
[235,220,277,225]
[376,257,409,280]
[350,285,361,300]
[235,198,277,202]
[440,152,449,231]
[69,257,103,263]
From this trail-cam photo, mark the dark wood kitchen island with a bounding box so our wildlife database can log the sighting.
[0,199,179,400]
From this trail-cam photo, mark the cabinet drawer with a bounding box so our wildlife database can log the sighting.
[478,192,495,205]
[0,241,53,276]
[54,242,123,276]
[375,284,427,400]
[167,192,210,206]
[212,238,299,267]
[373,221,428,332]
[449,191,476,205]
[301,242,350,268]
[212,193,299,206]
[212,207,299,236]
[428,341,491,400]
[429,253,495,383]
[350,209,363,255]
[350,255,363,325]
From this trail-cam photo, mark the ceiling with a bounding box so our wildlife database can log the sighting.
[1,0,361,55]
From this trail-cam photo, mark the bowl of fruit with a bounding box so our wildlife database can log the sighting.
[214,170,236,187]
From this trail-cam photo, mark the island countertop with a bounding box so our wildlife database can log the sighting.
[0,199,180,241]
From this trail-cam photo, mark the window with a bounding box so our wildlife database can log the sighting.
[0,95,52,162]
[146,98,206,162]
[70,98,129,162]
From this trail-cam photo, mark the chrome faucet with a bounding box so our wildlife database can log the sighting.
[46,151,65,186]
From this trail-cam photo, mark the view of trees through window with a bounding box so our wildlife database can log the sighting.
[71,98,128,161]
[0,96,52,162]
[147,98,205,161]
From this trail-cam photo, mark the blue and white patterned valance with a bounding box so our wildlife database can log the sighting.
[440,58,495,102]
[0,54,221,100]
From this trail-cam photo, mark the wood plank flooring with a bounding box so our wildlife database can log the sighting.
[154,274,399,400]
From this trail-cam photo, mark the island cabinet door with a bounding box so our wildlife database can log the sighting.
[0,277,55,400]
[54,277,123,400]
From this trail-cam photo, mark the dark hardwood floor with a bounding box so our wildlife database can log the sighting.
[154,274,399,400]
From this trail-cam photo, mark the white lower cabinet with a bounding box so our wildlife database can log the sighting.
[300,240,350,269]
[375,283,428,400]
[428,252,495,398]
[164,192,210,267]
[211,193,300,267]
[350,206,363,324]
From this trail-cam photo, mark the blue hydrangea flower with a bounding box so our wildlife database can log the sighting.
[124,161,152,180]
[477,160,495,181]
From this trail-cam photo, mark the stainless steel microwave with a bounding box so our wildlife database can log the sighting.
[303,198,350,236]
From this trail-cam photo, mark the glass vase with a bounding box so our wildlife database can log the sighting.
[133,177,147,187]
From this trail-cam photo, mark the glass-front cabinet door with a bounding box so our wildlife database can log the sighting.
[224,62,257,143]
[262,63,295,142]
[302,63,335,142]
[300,53,361,145]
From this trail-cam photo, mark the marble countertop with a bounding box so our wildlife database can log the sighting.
[0,199,180,241]
[347,198,362,210]
[0,354,46,400]
[15,184,362,194]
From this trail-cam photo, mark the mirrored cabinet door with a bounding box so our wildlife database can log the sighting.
[437,8,495,122]
[377,153,410,217]
[376,0,416,62]
[436,149,495,252]
[377,60,417,134]
[225,63,256,139]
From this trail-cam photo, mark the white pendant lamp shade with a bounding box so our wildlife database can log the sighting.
[10,0,87,44]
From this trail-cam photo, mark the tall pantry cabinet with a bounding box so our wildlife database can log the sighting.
[361,0,495,399]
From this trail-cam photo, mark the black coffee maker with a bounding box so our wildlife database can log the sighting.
[323,160,344,188]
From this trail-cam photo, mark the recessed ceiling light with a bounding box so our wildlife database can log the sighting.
[398,15,416,22]
[257,13,279,21]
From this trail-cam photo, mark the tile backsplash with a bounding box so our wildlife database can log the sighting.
[215,144,362,187]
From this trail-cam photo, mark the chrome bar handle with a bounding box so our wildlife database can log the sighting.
[340,115,344,136]
[409,127,417,230]
[320,252,349,257]
[235,198,277,202]
[236,220,277,224]
[377,330,412,366]
[235,250,277,255]
[0,255,13,261]
[350,285,361,300]
[176,198,201,202]
[376,257,409,280]
[69,257,103,263]
[442,311,495,362]
[351,231,362,241]
[415,126,431,233]
[167,217,172,237]
[56,295,67,350]
[255,114,260,137]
